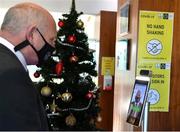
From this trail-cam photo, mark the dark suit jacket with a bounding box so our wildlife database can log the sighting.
[0,44,48,130]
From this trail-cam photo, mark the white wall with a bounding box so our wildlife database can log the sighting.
[0,8,7,27]
[0,0,117,15]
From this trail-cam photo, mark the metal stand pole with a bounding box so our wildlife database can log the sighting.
[142,101,149,132]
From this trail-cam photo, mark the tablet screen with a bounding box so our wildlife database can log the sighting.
[126,79,149,127]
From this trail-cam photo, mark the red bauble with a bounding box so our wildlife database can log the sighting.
[58,20,64,27]
[34,71,40,78]
[69,55,78,63]
[55,62,63,76]
[67,35,76,43]
[85,92,93,99]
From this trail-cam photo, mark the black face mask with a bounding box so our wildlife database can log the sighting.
[14,28,55,67]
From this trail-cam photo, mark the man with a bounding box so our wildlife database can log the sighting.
[127,90,143,126]
[130,90,143,117]
[0,2,57,130]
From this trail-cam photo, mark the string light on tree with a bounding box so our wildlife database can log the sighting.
[97,114,102,122]
[69,54,78,63]
[85,91,94,99]
[46,104,50,110]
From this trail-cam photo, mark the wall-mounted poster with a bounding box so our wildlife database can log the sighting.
[116,39,130,70]
[136,10,174,112]
[101,57,115,76]
[120,2,130,35]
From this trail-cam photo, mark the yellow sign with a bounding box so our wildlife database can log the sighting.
[137,11,174,112]
[101,57,115,76]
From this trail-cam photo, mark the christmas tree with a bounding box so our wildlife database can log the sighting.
[34,0,101,130]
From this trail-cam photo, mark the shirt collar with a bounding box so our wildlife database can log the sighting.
[0,37,27,71]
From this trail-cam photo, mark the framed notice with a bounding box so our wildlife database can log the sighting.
[120,2,130,35]
[116,39,130,70]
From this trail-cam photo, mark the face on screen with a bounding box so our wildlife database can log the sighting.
[126,80,149,127]
[132,84,147,104]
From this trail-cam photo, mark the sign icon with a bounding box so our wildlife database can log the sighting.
[148,89,160,105]
[147,39,162,55]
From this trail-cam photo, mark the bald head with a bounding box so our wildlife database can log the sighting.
[1,2,55,34]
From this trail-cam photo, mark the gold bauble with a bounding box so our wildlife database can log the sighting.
[41,86,52,96]
[65,114,76,126]
[77,20,84,28]
[61,92,72,102]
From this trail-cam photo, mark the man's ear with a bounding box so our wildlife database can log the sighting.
[26,26,37,43]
